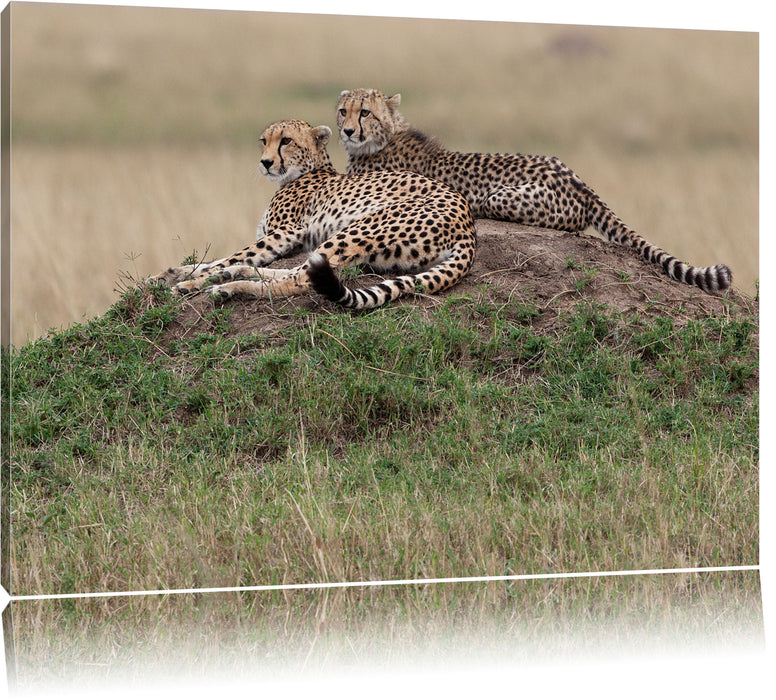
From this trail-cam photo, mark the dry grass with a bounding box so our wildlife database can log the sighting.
[9,5,758,345]
[12,437,758,596]
[10,145,266,344]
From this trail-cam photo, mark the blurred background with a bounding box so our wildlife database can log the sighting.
[9,3,758,345]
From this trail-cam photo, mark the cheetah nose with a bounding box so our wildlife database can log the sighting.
[343,128,355,138]
[260,158,274,171]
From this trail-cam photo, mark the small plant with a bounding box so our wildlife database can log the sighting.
[204,307,233,335]
[182,387,211,414]
[574,264,598,293]
[181,249,204,266]
[340,265,361,281]
[510,298,541,325]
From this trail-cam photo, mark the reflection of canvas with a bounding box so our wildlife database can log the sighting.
[8,572,766,690]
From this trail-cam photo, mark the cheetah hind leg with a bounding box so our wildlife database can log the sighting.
[147,251,253,287]
[147,262,215,287]
[477,185,538,223]
[208,241,408,305]
[480,185,587,231]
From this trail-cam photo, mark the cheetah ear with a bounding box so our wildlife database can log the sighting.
[338,90,351,100]
[311,125,332,147]
[387,93,401,109]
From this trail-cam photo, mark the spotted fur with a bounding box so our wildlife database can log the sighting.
[150,119,476,309]
[337,88,732,293]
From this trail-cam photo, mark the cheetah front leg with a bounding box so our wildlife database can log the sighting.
[172,263,295,295]
[149,224,307,290]
[209,263,312,300]
[206,232,373,301]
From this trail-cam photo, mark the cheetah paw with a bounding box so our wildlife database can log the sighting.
[209,284,233,301]
[148,264,201,286]
[147,269,181,287]
[172,279,204,296]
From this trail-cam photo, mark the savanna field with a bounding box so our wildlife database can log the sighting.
[5,4,761,692]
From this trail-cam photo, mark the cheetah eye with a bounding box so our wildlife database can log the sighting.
[259,137,266,145]
[339,108,347,116]
[360,109,371,118]
[280,137,292,146]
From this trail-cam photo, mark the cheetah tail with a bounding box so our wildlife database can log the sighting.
[589,200,733,293]
[622,235,733,293]
[307,253,348,302]
[307,253,418,310]
[307,250,474,310]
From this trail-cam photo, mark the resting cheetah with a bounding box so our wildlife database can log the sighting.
[150,119,476,309]
[336,88,732,293]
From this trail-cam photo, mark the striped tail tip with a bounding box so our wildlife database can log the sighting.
[693,263,733,293]
[666,258,733,293]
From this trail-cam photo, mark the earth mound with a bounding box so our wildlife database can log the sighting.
[153,219,756,341]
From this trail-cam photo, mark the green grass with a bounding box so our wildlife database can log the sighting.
[9,287,758,597]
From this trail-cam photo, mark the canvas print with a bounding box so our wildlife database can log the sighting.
[2,1,761,693]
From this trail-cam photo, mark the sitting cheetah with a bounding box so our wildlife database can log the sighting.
[150,119,476,309]
[336,88,732,293]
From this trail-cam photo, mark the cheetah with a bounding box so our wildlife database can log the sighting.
[336,88,732,293]
[150,119,476,310]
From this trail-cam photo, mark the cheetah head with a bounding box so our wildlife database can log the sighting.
[258,120,333,186]
[336,88,406,156]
